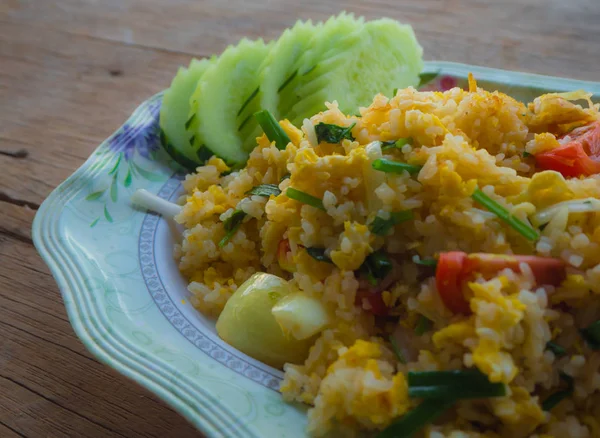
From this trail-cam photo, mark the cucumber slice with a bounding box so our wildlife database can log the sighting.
[277,13,364,117]
[159,58,214,168]
[286,18,423,125]
[192,39,272,164]
[257,19,317,122]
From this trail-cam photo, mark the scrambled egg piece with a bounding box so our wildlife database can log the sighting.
[330,222,373,270]
[308,340,409,434]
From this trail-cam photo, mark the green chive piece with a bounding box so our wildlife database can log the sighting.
[415,258,437,268]
[280,173,291,182]
[306,247,333,264]
[370,210,414,236]
[392,87,398,96]
[523,151,533,158]
[314,122,356,144]
[372,158,422,175]
[581,320,600,350]
[219,210,247,247]
[390,335,407,364]
[381,138,412,151]
[246,184,281,198]
[471,188,540,241]
[546,341,566,357]
[285,188,325,211]
[365,250,393,279]
[414,315,433,336]
[254,110,291,150]
[407,370,506,400]
[376,399,454,438]
[542,372,574,411]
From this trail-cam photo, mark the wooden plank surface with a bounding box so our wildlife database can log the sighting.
[0,0,599,436]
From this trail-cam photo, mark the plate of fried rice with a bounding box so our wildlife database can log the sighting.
[34,23,600,437]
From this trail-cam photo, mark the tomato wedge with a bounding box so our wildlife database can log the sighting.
[463,253,566,286]
[536,121,600,177]
[436,252,567,314]
[436,252,470,314]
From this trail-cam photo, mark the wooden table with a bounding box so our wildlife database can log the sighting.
[1,0,599,436]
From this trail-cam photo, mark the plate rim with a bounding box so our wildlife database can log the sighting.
[32,61,600,437]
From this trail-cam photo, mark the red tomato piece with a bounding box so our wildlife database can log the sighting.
[435,252,470,314]
[536,121,600,177]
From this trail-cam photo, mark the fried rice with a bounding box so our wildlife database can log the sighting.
[173,75,600,437]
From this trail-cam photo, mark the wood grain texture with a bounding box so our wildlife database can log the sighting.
[0,0,598,436]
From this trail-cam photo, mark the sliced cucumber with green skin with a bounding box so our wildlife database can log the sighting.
[286,19,423,125]
[192,39,272,164]
[277,13,364,118]
[257,19,317,122]
[159,58,214,169]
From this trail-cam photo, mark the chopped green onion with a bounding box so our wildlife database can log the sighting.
[246,184,281,198]
[219,210,246,247]
[372,158,422,175]
[381,138,412,151]
[546,341,566,357]
[415,258,437,268]
[581,320,600,350]
[542,372,574,411]
[392,87,398,96]
[306,247,333,264]
[366,250,393,279]
[523,151,533,158]
[414,315,433,335]
[389,335,407,364]
[370,210,414,236]
[471,188,540,241]
[280,173,291,182]
[408,370,506,400]
[254,110,291,150]
[376,399,454,438]
[285,188,325,211]
[314,122,356,144]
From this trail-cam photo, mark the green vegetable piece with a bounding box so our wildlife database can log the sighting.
[372,158,422,175]
[216,273,314,368]
[361,250,392,280]
[546,341,566,357]
[471,188,540,241]
[285,17,424,126]
[159,57,215,168]
[246,184,282,198]
[390,335,407,364]
[192,39,272,165]
[542,372,574,411]
[414,315,432,336]
[407,370,506,400]
[370,210,414,236]
[219,210,247,247]
[581,320,600,350]
[305,247,333,264]
[376,399,454,438]
[415,258,437,268]
[254,110,291,150]
[257,19,318,121]
[523,151,533,158]
[314,122,356,144]
[286,188,325,211]
[381,137,412,151]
